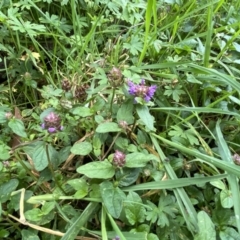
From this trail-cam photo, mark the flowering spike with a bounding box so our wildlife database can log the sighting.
[41,112,63,133]
[113,150,126,168]
[127,79,157,102]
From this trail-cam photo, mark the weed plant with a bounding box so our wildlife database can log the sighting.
[0,0,240,239]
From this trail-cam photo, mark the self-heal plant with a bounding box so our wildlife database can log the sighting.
[128,79,157,103]
[41,112,63,133]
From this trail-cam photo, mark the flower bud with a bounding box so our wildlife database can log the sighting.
[118,120,128,129]
[113,150,126,168]
[5,112,13,119]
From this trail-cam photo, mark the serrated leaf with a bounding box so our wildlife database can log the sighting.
[100,181,126,218]
[194,211,216,240]
[136,105,154,131]
[96,122,121,133]
[77,160,115,179]
[71,141,92,155]
[125,153,158,168]
[8,118,27,138]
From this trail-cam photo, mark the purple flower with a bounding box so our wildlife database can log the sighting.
[113,150,126,168]
[127,79,157,102]
[41,112,63,133]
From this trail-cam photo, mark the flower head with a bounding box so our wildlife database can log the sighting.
[108,67,123,87]
[41,112,63,133]
[118,120,128,129]
[128,79,157,102]
[233,153,240,165]
[113,150,126,168]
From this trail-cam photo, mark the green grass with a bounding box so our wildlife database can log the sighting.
[0,0,240,239]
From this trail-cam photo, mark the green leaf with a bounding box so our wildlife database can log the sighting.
[100,181,126,218]
[0,143,11,160]
[0,111,7,123]
[67,179,88,199]
[71,107,93,117]
[219,227,240,240]
[220,189,233,208]
[25,208,42,222]
[125,153,159,168]
[194,211,216,240]
[32,142,56,171]
[116,168,140,187]
[117,100,134,124]
[77,160,115,179]
[124,192,146,225]
[147,233,159,240]
[41,202,55,215]
[67,178,88,191]
[0,179,19,203]
[21,229,40,240]
[96,122,121,133]
[61,202,99,240]
[70,141,92,156]
[136,105,154,131]
[8,118,27,138]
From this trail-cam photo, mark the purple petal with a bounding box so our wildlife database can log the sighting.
[48,127,56,133]
[41,123,45,129]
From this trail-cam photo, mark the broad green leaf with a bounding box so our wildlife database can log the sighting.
[220,190,233,208]
[100,181,126,218]
[67,179,88,199]
[124,192,146,225]
[147,233,159,240]
[71,107,93,117]
[25,208,42,222]
[0,111,7,123]
[0,229,10,238]
[117,100,134,124]
[8,118,27,138]
[219,227,240,240]
[67,178,88,191]
[0,143,11,160]
[210,180,226,190]
[77,160,115,179]
[0,179,19,203]
[42,202,55,215]
[96,122,121,133]
[71,141,92,155]
[194,211,216,240]
[125,153,159,168]
[21,229,40,240]
[136,105,154,131]
[116,168,140,187]
[32,142,56,171]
